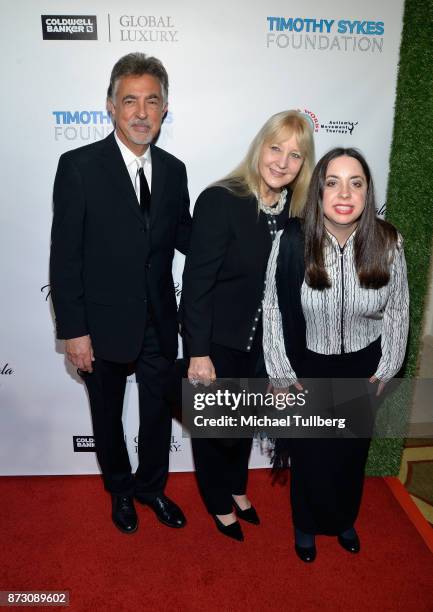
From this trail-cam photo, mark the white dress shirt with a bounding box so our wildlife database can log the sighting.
[114,131,152,200]
[263,229,409,384]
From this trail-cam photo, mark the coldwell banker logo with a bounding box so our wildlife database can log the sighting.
[300,109,359,136]
[73,436,95,452]
[266,16,384,53]
[41,15,98,40]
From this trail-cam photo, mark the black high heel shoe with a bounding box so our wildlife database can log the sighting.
[294,529,316,563]
[213,515,244,541]
[294,543,316,563]
[232,499,260,525]
[338,528,360,553]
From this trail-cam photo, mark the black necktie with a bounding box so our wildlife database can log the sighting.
[138,165,151,228]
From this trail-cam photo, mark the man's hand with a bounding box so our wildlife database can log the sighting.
[65,335,95,373]
[188,356,216,387]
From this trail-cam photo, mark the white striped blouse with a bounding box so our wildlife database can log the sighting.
[263,229,409,386]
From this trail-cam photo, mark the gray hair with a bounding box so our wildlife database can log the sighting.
[107,52,169,105]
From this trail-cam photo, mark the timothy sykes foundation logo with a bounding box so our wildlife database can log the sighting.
[52,110,112,142]
[41,15,98,40]
[266,16,384,53]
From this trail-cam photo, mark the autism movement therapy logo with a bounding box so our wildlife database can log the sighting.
[299,109,359,136]
[266,16,385,53]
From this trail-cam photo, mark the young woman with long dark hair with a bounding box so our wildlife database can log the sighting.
[263,147,409,561]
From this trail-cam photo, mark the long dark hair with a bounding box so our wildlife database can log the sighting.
[304,147,398,290]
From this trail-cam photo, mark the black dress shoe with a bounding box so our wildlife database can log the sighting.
[111,495,138,534]
[338,531,360,553]
[136,494,186,528]
[294,543,316,563]
[214,516,244,541]
[232,499,260,525]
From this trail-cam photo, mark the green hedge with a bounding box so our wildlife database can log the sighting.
[366,0,433,474]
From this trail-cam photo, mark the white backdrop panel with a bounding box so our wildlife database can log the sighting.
[0,0,404,474]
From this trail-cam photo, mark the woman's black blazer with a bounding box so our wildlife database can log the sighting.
[181,186,290,356]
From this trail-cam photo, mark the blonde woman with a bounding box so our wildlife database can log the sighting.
[181,111,315,540]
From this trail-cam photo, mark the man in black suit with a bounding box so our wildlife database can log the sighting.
[50,53,191,533]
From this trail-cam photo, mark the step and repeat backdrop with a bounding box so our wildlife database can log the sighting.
[0,0,404,475]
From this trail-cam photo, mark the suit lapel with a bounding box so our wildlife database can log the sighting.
[149,145,167,228]
[99,132,145,225]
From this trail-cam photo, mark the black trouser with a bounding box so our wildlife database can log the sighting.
[191,324,266,515]
[289,337,381,535]
[82,323,172,498]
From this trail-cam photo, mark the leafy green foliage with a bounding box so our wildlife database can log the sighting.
[367,0,433,475]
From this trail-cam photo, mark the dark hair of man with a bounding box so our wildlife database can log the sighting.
[303,147,398,290]
[107,52,169,104]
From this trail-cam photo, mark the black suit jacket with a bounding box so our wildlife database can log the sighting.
[50,132,191,363]
[181,186,291,356]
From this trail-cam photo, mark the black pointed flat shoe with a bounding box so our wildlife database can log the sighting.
[213,516,244,541]
[294,543,317,563]
[232,499,260,525]
[337,531,360,553]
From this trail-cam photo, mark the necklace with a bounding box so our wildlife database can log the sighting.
[258,188,287,215]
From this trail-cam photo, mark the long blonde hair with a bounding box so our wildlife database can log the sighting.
[213,110,315,217]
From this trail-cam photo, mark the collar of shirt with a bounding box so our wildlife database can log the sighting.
[325,227,356,252]
[114,131,152,193]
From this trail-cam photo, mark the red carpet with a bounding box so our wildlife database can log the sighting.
[1,471,432,611]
